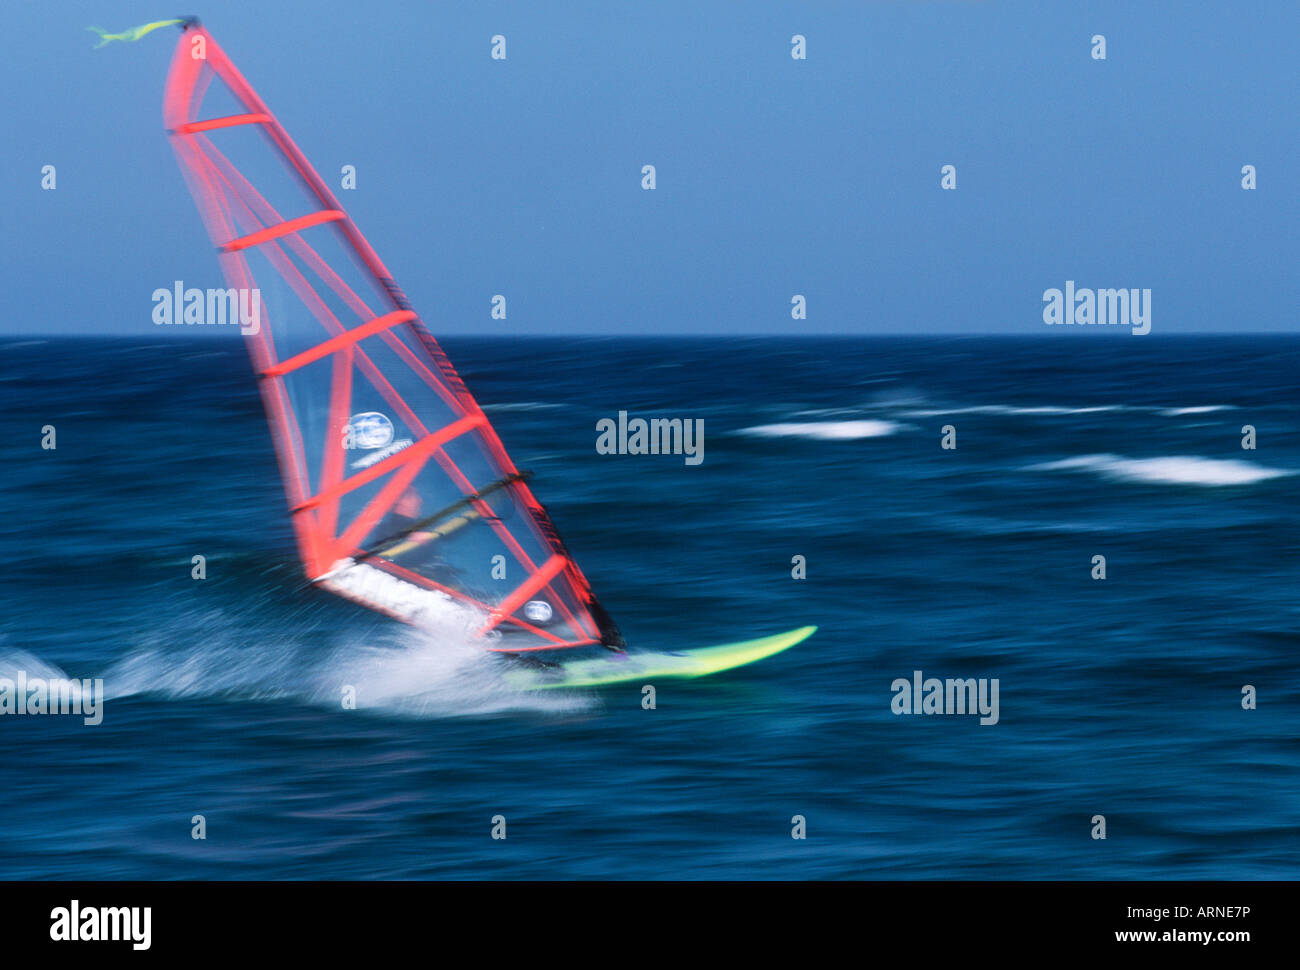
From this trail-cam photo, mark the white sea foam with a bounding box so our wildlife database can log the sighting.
[1030,453,1293,487]
[739,420,903,440]
[1159,405,1236,416]
[95,607,594,718]
[0,647,70,684]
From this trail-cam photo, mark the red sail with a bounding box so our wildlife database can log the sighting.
[163,23,621,651]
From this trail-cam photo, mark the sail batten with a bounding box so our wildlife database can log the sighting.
[262,311,417,377]
[164,23,623,650]
[220,210,346,253]
[174,112,272,134]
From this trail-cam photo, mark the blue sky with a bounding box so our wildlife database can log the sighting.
[3,0,1296,335]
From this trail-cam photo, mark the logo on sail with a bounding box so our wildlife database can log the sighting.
[345,412,395,449]
[524,600,554,623]
[344,412,413,468]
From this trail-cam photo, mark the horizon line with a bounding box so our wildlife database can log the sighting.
[7,330,1296,340]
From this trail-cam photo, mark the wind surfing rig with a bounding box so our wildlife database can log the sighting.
[162,19,624,653]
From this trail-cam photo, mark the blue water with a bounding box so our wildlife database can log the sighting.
[1,334,1297,878]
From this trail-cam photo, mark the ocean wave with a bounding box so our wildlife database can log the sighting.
[791,407,864,418]
[738,420,903,440]
[481,402,568,412]
[1029,454,1293,487]
[902,405,1125,417]
[0,647,70,684]
[1159,405,1236,416]
[179,351,234,361]
[897,403,1239,419]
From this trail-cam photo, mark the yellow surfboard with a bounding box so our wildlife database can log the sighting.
[505,625,816,690]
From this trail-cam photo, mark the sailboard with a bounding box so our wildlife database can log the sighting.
[161,19,812,679]
[502,626,817,690]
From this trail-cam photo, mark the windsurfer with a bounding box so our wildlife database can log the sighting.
[376,488,435,553]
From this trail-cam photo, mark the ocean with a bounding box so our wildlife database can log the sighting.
[1,334,1296,878]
